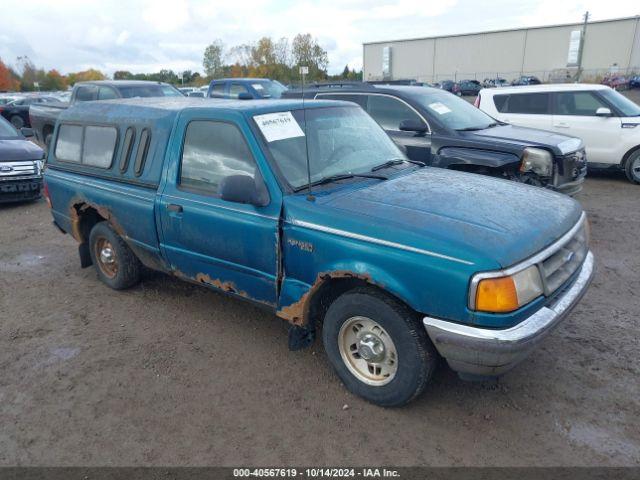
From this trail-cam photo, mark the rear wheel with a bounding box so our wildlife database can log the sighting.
[322,288,438,407]
[89,222,141,289]
[10,115,24,129]
[624,150,640,184]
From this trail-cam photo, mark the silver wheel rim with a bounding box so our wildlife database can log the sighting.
[338,316,398,386]
[632,156,640,181]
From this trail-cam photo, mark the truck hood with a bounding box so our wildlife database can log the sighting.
[295,168,582,269]
[462,124,583,155]
[0,138,44,162]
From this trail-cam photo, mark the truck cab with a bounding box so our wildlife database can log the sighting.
[207,78,287,99]
[44,97,594,406]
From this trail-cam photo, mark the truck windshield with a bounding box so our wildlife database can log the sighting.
[408,89,498,130]
[255,106,406,190]
[252,80,287,99]
[0,117,18,138]
[599,89,640,117]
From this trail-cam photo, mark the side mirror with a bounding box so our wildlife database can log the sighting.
[219,174,268,206]
[595,107,612,117]
[20,127,34,138]
[237,92,253,100]
[399,119,428,133]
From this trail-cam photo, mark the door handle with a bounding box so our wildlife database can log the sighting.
[167,203,183,213]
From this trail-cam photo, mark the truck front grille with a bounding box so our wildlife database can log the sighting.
[539,221,588,295]
[0,161,38,179]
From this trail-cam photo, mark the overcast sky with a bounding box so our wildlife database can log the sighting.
[0,0,638,76]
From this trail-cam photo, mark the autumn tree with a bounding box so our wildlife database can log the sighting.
[203,40,224,78]
[41,69,67,91]
[291,33,328,81]
[0,58,19,91]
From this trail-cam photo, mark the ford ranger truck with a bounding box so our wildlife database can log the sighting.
[43,97,594,407]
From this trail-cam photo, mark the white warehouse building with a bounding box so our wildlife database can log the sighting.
[363,16,640,84]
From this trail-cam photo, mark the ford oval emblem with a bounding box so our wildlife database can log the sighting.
[0,165,14,173]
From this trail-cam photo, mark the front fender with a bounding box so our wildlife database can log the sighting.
[435,147,520,170]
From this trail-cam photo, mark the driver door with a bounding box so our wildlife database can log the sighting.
[158,112,281,306]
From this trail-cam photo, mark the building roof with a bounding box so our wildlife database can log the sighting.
[363,15,640,46]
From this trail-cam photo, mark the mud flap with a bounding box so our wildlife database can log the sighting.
[79,243,92,268]
[288,323,315,351]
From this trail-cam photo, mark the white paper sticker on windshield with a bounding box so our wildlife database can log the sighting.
[428,102,451,115]
[254,111,305,142]
[252,83,264,90]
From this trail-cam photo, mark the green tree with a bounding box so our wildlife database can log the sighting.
[114,70,134,80]
[41,69,67,91]
[203,40,224,78]
[291,33,328,81]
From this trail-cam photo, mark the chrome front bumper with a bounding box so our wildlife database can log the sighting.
[423,251,595,377]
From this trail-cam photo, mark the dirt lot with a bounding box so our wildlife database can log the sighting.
[0,171,639,467]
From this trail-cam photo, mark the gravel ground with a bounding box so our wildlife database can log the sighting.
[1,172,639,465]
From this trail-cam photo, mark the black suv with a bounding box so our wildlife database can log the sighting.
[283,83,586,195]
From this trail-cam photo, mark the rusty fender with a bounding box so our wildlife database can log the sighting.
[68,197,127,242]
[276,270,375,326]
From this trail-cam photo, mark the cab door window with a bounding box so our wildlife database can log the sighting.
[229,83,250,99]
[179,121,258,197]
[554,91,609,116]
[367,95,423,130]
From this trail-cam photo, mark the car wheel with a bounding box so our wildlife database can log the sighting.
[322,287,438,407]
[89,221,141,290]
[10,115,24,129]
[624,150,640,184]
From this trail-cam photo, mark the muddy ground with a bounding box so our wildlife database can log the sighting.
[0,171,639,467]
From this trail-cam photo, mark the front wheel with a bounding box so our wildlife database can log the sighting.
[10,115,24,129]
[89,222,141,290]
[624,150,640,184]
[322,288,438,407]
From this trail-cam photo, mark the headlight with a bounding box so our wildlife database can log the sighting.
[472,264,543,313]
[521,147,552,177]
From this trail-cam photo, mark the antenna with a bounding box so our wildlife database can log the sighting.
[300,65,315,202]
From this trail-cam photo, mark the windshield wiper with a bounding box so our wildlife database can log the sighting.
[371,158,426,172]
[294,173,388,191]
[456,122,499,132]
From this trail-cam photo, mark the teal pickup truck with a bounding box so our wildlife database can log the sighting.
[44,97,594,406]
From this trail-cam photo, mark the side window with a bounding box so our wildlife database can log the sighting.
[316,93,367,109]
[229,83,249,99]
[55,125,83,162]
[97,87,118,100]
[179,121,256,196]
[75,86,97,102]
[502,93,550,114]
[367,95,423,130]
[134,129,151,176]
[209,83,225,98]
[119,127,135,172]
[555,91,608,116]
[82,126,117,168]
[493,94,508,113]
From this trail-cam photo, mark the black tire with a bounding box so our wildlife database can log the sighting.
[88,221,141,290]
[10,115,24,129]
[322,288,438,407]
[624,150,640,184]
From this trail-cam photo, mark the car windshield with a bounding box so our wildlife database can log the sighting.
[0,117,18,137]
[600,88,640,117]
[116,84,182,98]
[252,80,287,99]
[408,89,497,130]
[255,106,405,189]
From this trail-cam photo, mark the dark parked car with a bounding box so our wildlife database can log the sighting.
[438,80,456,92]
[454,80,482,96]
[0,116,44,203]
[29,80,183,149]
[0,95,57,129]
[629,76,640,89]
[207,78,287,99]
[284,83,587,195]
[512,76,542,86]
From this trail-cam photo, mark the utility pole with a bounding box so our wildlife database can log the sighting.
[576,11,589,81]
